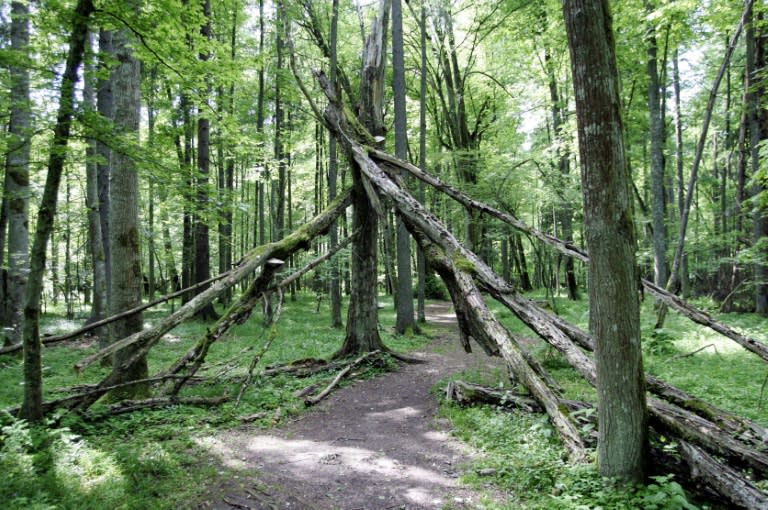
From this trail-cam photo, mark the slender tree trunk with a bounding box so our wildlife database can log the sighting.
[392,0,418,334]
[329,0,343,328]
[193,0,218,321]
[181,93,195,304]
[747,2,768,314]
[83,34,109,338]
[257,0,266,247]
[22,0,95,422]
[4,0,31,346]
[97,29,113,315]
[672,49,690,297]
[109,11,146,397]
[563,0,648,482]
[647,2,669,290]
[416,1,427,323]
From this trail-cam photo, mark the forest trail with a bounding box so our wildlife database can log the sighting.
[196,302,507,510]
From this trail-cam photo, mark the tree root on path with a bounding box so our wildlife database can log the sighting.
[302,350,393,406]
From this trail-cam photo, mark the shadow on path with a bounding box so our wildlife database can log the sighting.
[197,302,506,510]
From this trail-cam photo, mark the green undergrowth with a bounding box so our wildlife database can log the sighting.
[0,292,431,510]
[438,290,768,509]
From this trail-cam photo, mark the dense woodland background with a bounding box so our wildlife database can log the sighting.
[1,0,768,506]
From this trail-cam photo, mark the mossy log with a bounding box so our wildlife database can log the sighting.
[63,190,351,413]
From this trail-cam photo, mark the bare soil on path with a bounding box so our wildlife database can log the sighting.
[196,302,507,510]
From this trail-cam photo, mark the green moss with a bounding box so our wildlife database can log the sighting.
[451,253,476,273]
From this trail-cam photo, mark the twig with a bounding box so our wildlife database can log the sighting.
[221,497,252,510]
[235,289,283,408]
[304,351,381,406]
[669,344,718,361]
[759,372,768,412]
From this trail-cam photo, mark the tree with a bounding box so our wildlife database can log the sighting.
[22,0,95,422]
[334,0,391,358]
[563,0,648,482]
[108,5,147,396]
[192,0,219,321]
[746,0,768,315]
[392,0,419,334]
[84,33,108,343]
[4,0,31,347]
[328,0,343,328]
[646,0,669,291]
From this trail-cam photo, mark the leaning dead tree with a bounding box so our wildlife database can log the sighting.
[311,72,767,507]
[5,191,352,417]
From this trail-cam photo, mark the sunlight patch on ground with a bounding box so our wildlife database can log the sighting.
[366,405,421,421]
[195,437,251,470]
[199,434,461,508]
[54,433,125,496]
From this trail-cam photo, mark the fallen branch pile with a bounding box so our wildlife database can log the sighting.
[314,72,768,508]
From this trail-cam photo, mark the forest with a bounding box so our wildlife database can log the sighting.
[1,0,767,508]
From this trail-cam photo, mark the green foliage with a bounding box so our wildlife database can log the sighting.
[0,293,431,509]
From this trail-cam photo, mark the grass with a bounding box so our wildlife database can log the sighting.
[2,289,767,509]
[0,292,429,510]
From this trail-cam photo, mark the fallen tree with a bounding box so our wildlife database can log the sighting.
[444,381,768,509]
[312,75,768,506]
[6,191,352,417]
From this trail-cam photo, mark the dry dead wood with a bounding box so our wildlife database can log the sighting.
[303,350,385,406]
[102,395,229,416]
[370,142,768,365]
[313,83,768,505]
[445,381,767,509]
[62,192,351,414]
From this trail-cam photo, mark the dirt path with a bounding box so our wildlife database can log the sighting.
[197,303,506,510]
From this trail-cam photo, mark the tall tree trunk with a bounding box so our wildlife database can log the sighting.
[84,35,108,339]
[335,0,391,358]
[672,49,690,297]
[193,0,218,320]
[256,0,266,247]
[109,11,146,397]
[181,93,195,304]
[329,0,343,328]
[563,0,648,482]
[647,1,669,290]
[22,0,95,422]
[747,2,768,315]
[97,29,113,316]
[392,0,418,334]
[416,1,427,323]
[4,0,31,347]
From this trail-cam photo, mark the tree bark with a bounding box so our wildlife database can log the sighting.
[83,33,108,342]
[109,12,146,398]
[646,2,669,291]
[392,0,418,335]
[21,0,95,422]
[335,0,391,358]
[564,0,649,482]
[328,0,343,329]
[4,0,31,347]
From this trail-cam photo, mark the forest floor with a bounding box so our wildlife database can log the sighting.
[195,302,509,510]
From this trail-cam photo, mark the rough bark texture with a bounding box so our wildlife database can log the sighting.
[4,0,31,347]
[563,0,648,482]
[335,0,391,358]
[109,17,146,397]
[97,29,113,319]
[21,0,94,422]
